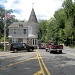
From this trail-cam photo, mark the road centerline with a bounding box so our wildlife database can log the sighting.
[34,50,51,75]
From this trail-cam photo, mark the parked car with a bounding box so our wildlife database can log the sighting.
[45,41,63,53]
[10,43,34,52]
[38,43,46,49]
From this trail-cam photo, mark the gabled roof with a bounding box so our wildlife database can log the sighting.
[28,8,38,23]
[8,22,28,28]
[8,8,38,28]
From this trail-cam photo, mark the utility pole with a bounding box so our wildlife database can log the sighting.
[4,9,6,51]
[0,11,1,38]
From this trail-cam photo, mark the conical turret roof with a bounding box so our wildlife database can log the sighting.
[28,8,38,23]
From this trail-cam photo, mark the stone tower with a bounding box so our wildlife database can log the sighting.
[28,8,38,48]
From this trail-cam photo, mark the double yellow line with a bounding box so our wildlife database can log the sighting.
[0,52,37,70]
[0,50,51,75]
[34,50,51,75]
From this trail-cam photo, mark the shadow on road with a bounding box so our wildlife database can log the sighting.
[50,52,66,54]
[11,50,36,53]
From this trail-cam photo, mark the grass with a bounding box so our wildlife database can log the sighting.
[0,49,3,51]
[0,37,10,51]
[69,44,75,48]
[0,37,9,42]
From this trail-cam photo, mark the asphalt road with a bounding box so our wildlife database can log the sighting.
[0,47,75,75]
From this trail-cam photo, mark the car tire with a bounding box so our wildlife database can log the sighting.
[29,49,33,52]
[14,49,17,53]
[49,49,50,53]
[59,50,62,54]
[28,49,33,52]
[49,49,52,53]
[46,49,47,52]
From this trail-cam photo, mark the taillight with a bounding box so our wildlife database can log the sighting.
[59,46,63,49]
[50,45,56,49]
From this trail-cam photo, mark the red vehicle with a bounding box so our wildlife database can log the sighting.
[45,41,63,53]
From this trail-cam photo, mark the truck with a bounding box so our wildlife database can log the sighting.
[45,41,63,53]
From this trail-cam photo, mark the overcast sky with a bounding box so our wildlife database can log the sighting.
[0,0,74,21]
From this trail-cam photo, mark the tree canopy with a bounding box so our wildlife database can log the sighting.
[0,6,18,38]
[38,0,75,46]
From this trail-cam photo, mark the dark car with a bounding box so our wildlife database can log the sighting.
[10,43,34,52]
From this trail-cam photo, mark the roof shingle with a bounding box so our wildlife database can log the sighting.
[28,8,38,23]
[8,22,28,28]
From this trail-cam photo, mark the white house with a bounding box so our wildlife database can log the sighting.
[8,8,38,48]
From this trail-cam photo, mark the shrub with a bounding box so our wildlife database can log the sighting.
[0,43,4,51]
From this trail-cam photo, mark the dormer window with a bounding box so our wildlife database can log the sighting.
[18,24,23,27]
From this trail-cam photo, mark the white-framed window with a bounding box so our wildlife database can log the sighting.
[32,39,37,45]
[13,29,16,34]
[12,38,18,43]
[24,29,26,34]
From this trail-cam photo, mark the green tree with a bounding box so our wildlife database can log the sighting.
[0,6,18,38]
[62,0,74,18]
[37,0,75,46]
[62,0,75,46]
[0,6,5,38]
[54,8,66,43]
[54,8,66,29]
[46,18,57,42]
[38,20,47,42]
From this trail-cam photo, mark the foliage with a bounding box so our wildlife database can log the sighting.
[0,43,4,51]
[38,20,47,42]
[0,37,9,42]
[38,0,75,46]
[0,6,19,38]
